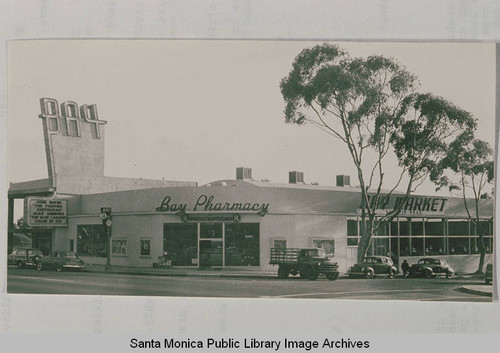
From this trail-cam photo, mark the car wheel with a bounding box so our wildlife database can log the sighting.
[308,270,319,281]
[36,262,42,271]
[445,271,453,279]
[17,261,24,269]
[326,272,339,281]
[388,269,395,279]
[278,267,289,279]
[55,265,63,272]
[364,270,374,279]
[485,279,491,285]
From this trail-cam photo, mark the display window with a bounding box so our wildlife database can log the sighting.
[224,223,259,266]
[140,239,151,256]
[77,225,106,257]
[112,239,127,255]
[312,239,335,256]
[163,223,198,266]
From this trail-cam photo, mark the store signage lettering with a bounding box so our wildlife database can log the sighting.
[364,194,448,213]
[39,97,107,139]
[24,198,67,227]
[156,195,269,215]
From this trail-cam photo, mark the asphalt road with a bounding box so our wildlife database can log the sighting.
[7,268,491,302]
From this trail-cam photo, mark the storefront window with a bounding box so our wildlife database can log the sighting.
[140,239,151,256]
[448,219,469,236]
[425,218,444,236]
[448,237,470,255]
[200,223,222,239]
[411,218,424,236]
[425,237,445,255]
[399,237,410,256]
[411,238,424,256]
[399,218,410,236]
[313,239,335,256]
[371,237,389,256]
[112,239,127,255]
[390,220,398,237]
[77,225,106,257]
[164,223,198,266]
[225,223,259,266]
[347,218,358,236]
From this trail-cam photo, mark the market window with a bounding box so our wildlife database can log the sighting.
[312,239,335,256]
[399,218,410,236]
[425,218,445,236]
[448,219,469,236]
[425,237,445,255]
[112,239,128,255]
[140,239,151,256]
[448,237,470,255]
[77,224,107,257]
[411,218,424,236]
[347,218,358,236]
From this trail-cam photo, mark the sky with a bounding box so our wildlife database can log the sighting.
[7,40,497,220]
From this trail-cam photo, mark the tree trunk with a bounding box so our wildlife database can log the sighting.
[475,223,486,274]
[357,221,374,262]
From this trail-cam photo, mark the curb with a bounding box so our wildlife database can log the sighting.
[460,286,493,297]
[83,268,278,280]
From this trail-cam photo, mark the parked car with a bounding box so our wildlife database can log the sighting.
[348,256,397,279]
[36,251,86,272]
[7,248,44,268]
[409,258,454,279]
[485,263,493,285]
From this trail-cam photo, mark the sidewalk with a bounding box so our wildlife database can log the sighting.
[460,284,494,297]
[83,264,489,283]
[84,263,278,279]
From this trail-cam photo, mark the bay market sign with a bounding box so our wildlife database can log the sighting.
[156,194,270,220]
[359,195,448,215]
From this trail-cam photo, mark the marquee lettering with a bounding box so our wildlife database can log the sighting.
[39,98,107,139]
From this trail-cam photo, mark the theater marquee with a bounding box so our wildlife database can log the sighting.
[24,198,68,227]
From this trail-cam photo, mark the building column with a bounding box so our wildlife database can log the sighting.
[8,197,14,253]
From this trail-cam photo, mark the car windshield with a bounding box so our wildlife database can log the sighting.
[29,250,43,256]
[61,252,77,258]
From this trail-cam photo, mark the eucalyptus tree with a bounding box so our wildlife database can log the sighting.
[280,43,476,261]
[439,138,494,273]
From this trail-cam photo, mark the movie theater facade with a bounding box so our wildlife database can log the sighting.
[7,98,495,273]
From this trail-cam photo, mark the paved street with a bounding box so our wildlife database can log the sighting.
[7,268,491,302]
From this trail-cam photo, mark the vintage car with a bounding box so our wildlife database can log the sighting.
[408,258,454,278]
[485,263,493,285]
[348,256,397,279]
[7,248,44,268]
[36,251,86,272]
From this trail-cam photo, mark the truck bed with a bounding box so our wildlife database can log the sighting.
[269,248,300,264]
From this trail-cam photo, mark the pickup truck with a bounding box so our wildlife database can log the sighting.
[270,248,339,281]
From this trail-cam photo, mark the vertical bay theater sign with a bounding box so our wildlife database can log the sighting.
[38,98,107,191]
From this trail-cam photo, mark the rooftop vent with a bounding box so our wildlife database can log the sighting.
[236,167,252,180]
[336,174,350,187]
[289,171,305,184]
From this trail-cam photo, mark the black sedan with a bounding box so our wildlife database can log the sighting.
[348,256,398,279]
[409,258,454,279]
[36,251,86,272]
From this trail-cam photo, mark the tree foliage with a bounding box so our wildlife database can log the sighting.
[440,138,494,273]
[280,43,477,261]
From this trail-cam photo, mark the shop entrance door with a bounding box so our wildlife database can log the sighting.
[199,240,223,267]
